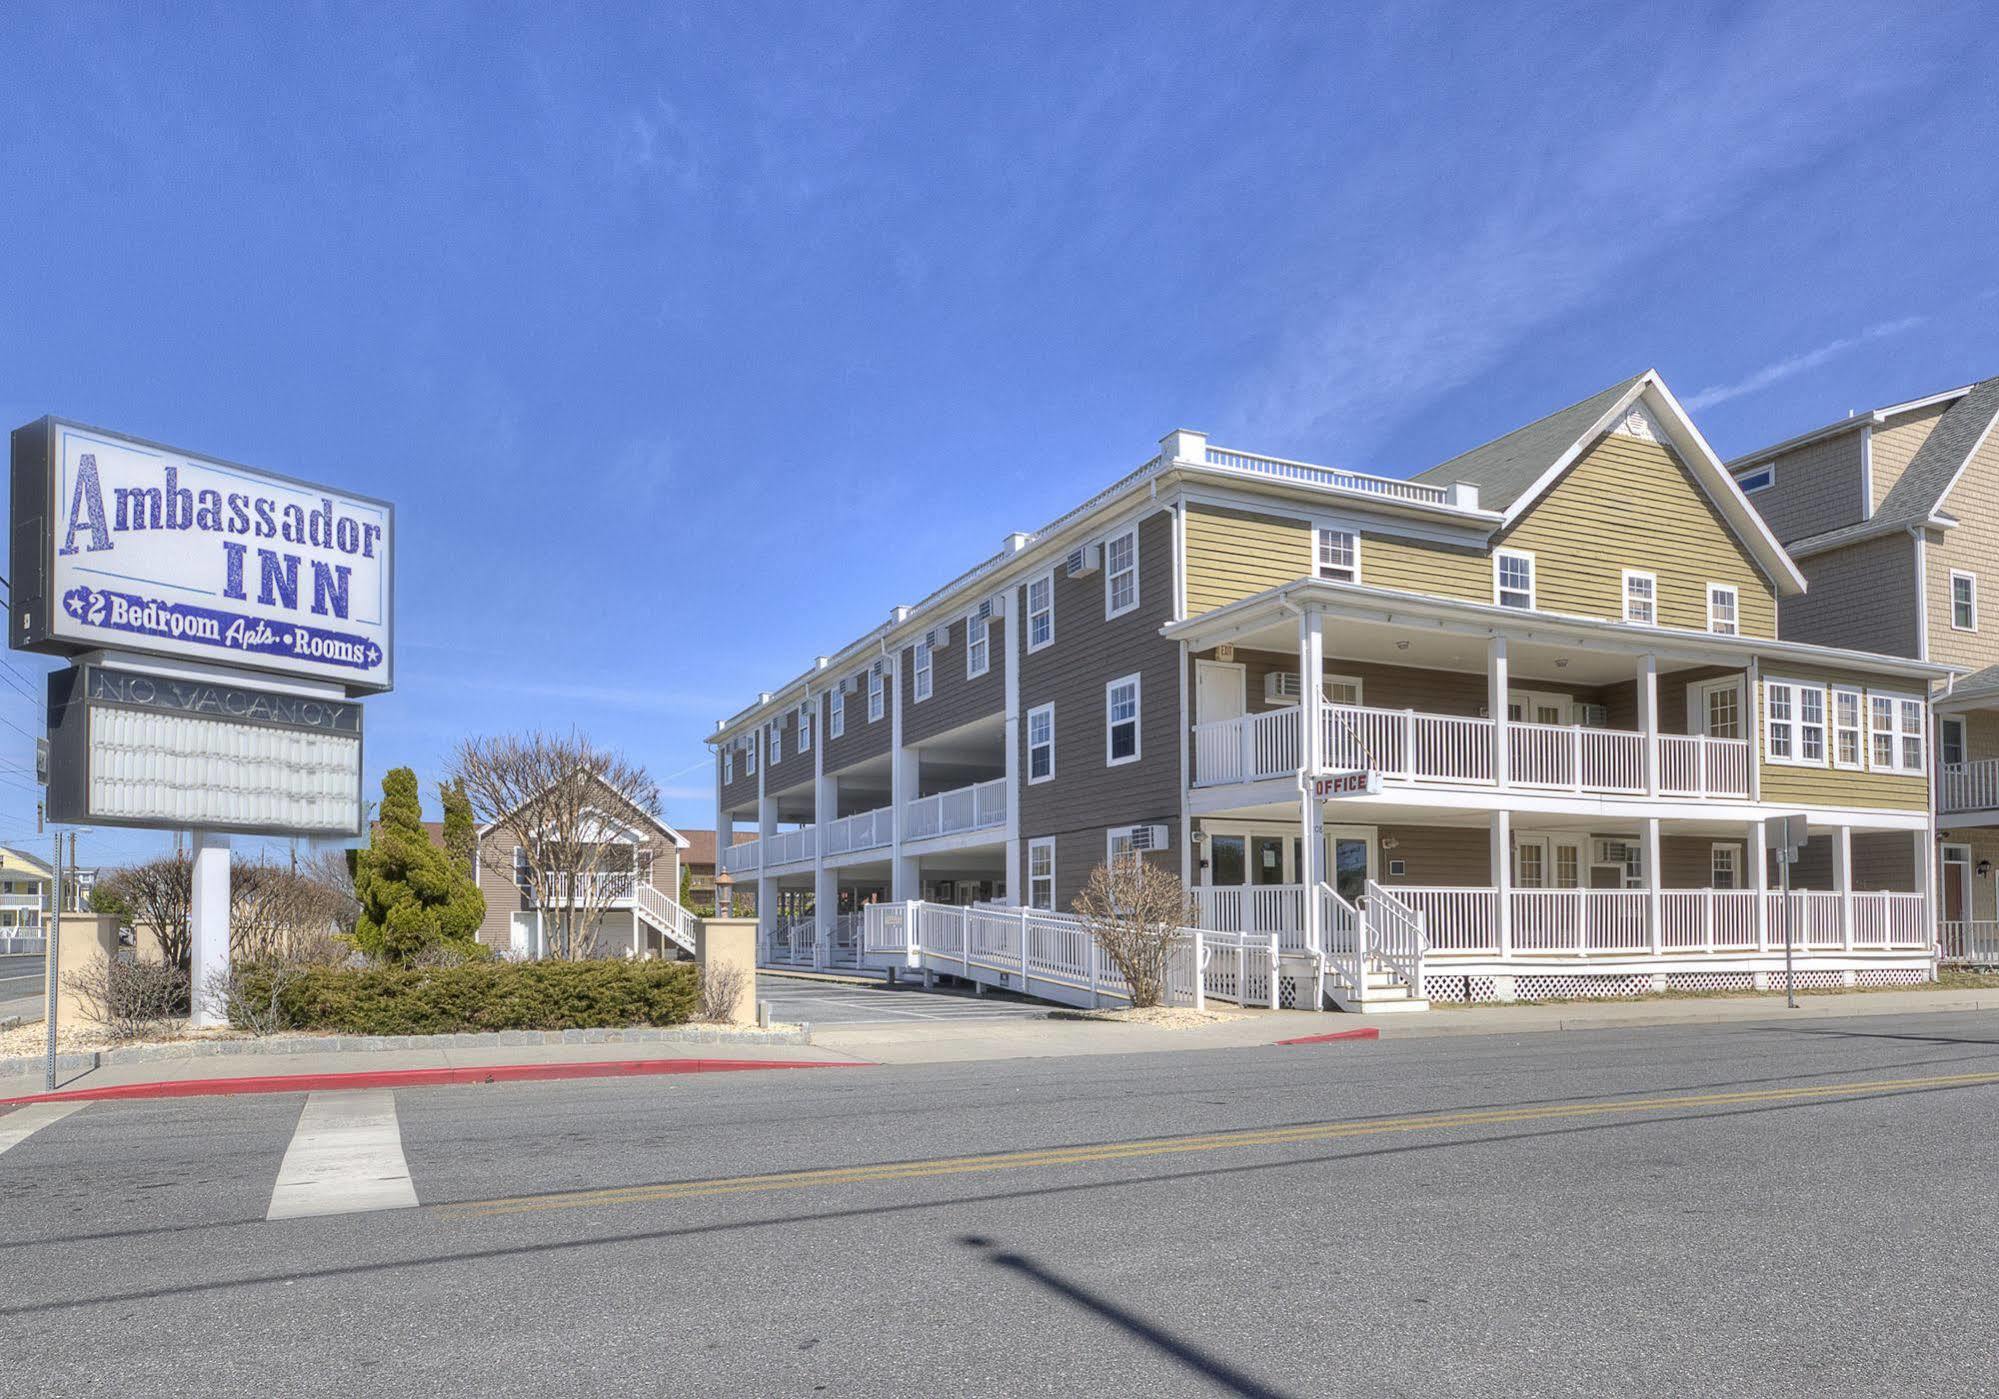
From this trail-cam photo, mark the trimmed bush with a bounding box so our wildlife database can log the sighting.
[230,958,699,1036]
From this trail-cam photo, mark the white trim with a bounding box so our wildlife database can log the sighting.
[723,747,733,785]
[1027,702,1055,784]
[828,689,845,740]
[1026,571,1054,653]
[965,618,991,679]
[1913,528,1930,662]
[1859,425,1873,520]
[1734,463,1774,494]
[1621,569,1657,626]
[1950,569,1978,632]
[1724,383,1976,473]
[1763,677,1825,767]
[796,701,812,754]
[1105,673,1141,767]
[1106,826,1143,868]
[1706,582,1739,636]
[1027,837,1056,910]
[1940,715,1967,768]
[1688,676,1745,740]
[913,638,933,702]
[1830,685,1865,770]
[1105,527,1139,619]
[1709,841,1741,891]
[1922,399,1999,531]
[1314,526,1359,584]
[867,663,886,723]
[1323,672,1364,707]
[1494,548,1536,610]
[1868,691,1927,776]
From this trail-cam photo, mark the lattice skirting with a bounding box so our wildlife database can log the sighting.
[1855,968,1928,987]
[1665,972,1756,992]
[1422,975,1500,1004]
[1421,967,1928,1003]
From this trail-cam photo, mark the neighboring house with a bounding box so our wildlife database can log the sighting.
[1728,374,1999,956]
[713,371,1947,1007]
[0,847,51,932]
[678,829,756,913]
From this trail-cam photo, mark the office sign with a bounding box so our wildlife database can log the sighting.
[10,418,393,692]
[1310,769,1382,800]
[45,664,364,837]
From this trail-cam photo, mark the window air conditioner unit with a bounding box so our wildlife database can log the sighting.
[871,659,885,678]
[1128,824,1168,852]
[1575,703,1608,728]
[841,675,859,695]
[923,628,939,649]
[1265,673,1304,703]
[975,597,995,624]
[1066,543,1101,577]
[1597,840,1632,865]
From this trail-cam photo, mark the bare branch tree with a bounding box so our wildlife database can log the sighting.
[1071,860,1197,1009]
[230,859,351,963]
[449,730,663,960]
[94,855,194,970]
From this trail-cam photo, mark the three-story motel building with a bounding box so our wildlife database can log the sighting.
[711,371,1949,1010]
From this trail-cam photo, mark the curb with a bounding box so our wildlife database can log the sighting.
[1276,1028,1380,1046]
[0,1056,871,1107]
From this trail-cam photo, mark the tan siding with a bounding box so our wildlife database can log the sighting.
[1661,835,1745,889]
[1359,533,1490,601]
[1499,433,1779,636]
[1184,504,1311,612]
[1776,533,1919,657]
[1939,828,1999,920]
[1756,662,1930,812]
[1740,430,1867,543]
[1870,401,1951,509]
[1375,824,1490,887]
[1923,413,1999,669]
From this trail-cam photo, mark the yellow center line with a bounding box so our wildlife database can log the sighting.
[436,1068,1999,1219]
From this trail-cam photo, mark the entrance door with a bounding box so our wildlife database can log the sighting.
[1943,845,1972,923]
[1249,835,1286,886]
[1196,660,1247,726]
[1330,833,1372,903]
[1691,679,1745,739]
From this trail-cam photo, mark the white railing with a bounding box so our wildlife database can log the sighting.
[720,839,760,875]
[1394,887,1498,952]
[765,826,817,867]
[1201,929,1281,1008]
[1659,734,1752,798]
[1190,884,1308,951]
[905,778,1008,841]
[768,915,819,965]
[1325,705,1496,785]
[632,880,699,953]
[823,805,894,856]
[1366,880,1427,994]
[1765,891,1843,949]
[1659,890,1759,951]
[1508,722,1644,795]
[1316,883,1365,998]
[829,911,866,965]
[1511,889,1651,953]
[1940,920,1999,964]
[0,935,46,956]
[1939,759,1999,814]
[1192,707,1303,786]
[864,901,910,955]
[1202,446,1452,505]
[1852,892,1928,949]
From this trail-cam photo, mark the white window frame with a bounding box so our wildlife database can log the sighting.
[769,720,782,766]
[913,639,933,702]
[1709,843,1740,891]
[1952,570,1978,631]
[867,665,885,723]
[1026,573,1054,652]
[1315,527,1359,584]
[829,692,845,741]
[1323,673,1363,708]
[1494,549,1535,610]
[1027,703,1055,784]
[1763,679,1817,767]
[1736,464,1774,493]
[1105,673,1141,767]
[723,747,733,784]
[1107,827,1142,869]
[1105,528,1139,619]
[1831,686,1864,770]
[1941,716,1966,768]
[1027,838,1056,910]
[1707,583,1739,636]
[1622,569,1656,626]
[1868,693,1926,775]
[966,618,991,679]
[746,735,758,776]
[797,703,812,754]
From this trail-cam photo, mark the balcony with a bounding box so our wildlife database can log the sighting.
[1939,759,1999,815]
[1191,703,1751,800]
[823,805,894,857]
[905,778,1007,842]
[718,827,815,874]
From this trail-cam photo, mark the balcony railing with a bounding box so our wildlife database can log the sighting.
[905,778,1008,841]
[1393,887,1926,955]
[718,827,815,874]
[1202,446,1454,506]
[1190,703,1752,800]
[719,839,759,876]
[823,805,894,857]
[1939,759,1999,814]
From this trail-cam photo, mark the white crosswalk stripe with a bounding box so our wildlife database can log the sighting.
[0,1101,87,1155]
[267,1090,418,1220]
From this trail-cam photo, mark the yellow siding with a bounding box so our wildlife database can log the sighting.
[1184,505,1310,612]
[1756,662,1931,812]
[1360,533,1489,600]
[1499,433,1779,636]
[1924,415,1999,670]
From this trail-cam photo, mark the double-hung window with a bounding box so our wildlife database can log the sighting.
[1316,528,1357,583]
[797,704,812,754]
[966,619,990,678]
[1623,570,1656,625]
[1106,674,1140,766]
[1027,703,1055,783]
[1798,686,1825,763]
[1105,529,1138,618]
[1764,680,1799,762]
[1494,550,1535,610]
[1107,828,1141,869]
[746,737,758,776]
[1874,696,1925,773]
[1027,574,1053,651]
[1708,584,1739,636]
[1953,571,1978,631]
[769,721,782,766]
[1027,839,1055,910]
[1831,687,1864,768]
[913,639,933,702]
[829,692,845,740]
[1941,717,1966,768]
[1710,844,1740,891]
[867,665,885,722]
[723,747,733,784]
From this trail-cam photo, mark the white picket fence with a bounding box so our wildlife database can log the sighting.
[1939,920,1999,965]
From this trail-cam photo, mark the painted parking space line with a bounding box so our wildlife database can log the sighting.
[0,1102,87,1156]
[267,1090,418,1221]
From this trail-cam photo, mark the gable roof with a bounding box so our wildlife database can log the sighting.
[1780,375,1999,557]
[1413,370,1807,593]
[476,768,690,849]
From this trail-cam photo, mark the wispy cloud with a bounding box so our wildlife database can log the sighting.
[1684,317,1927,410]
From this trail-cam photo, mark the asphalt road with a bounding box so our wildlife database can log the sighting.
[0,953,45,1020]
[3,1010,1997,1396]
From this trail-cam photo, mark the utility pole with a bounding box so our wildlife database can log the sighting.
[44,830,60,1092]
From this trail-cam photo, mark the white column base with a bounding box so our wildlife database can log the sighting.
[188,830,231,1029]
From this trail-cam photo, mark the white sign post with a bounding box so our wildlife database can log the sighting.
[1766,813,1809,1008]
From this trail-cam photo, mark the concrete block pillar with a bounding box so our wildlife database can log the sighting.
[189,830,231,1029]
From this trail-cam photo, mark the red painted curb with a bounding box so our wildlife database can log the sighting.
[0,1056,870,1107]
[1275,1028,1380,1046]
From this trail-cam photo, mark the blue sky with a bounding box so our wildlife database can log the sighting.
[0,0,1993,867]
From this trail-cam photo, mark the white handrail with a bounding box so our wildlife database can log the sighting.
[1365,880,1427,995]
[904,778,1009,840]
[633,880,698,953]
[1939,759,1999,814]
[1202,445,1452,505]
[824,805,894,855]
[1319,882,1365,997]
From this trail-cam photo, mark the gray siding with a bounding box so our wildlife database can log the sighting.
[718,737,759,814]
[1041,821,1182,914]
[903,615,1006,745]
[1019,508,1181,905]
[824,669,892,774]
[1777,533,1920,657]
[762,705,813,795]
[1742,430,1867,544]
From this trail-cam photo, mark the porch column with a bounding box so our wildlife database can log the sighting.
[814,691,833,963]
[1750,819,1770,951]
[1300,792,1324,947]
[1002,587,1023,902]
[1642,816,1662,955]
[1834,824,1853,951]
[889,649,913,901]
[756,727,775,948]
[1492,809,1512,957]
[1488,636,1510,788]
[1914,827,1935,960]
[1299,606,1325,772]
[1637,653,1659,798]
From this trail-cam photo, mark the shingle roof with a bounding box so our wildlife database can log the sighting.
[1410,373,1646,510]
[1781,375,1999,555]
[679,828,753,868]
[1946,663,1999,705]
